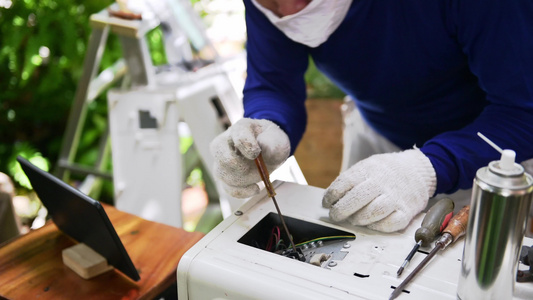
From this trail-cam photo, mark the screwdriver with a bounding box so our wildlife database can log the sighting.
[389,205,470,300]
[254,153,302,259]
[397,198,455,276]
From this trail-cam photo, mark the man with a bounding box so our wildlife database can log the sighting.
[210,0,533,232]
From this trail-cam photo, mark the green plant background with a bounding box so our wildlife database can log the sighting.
[0,0,343,205]
[0,0,174,201]
[1,0,116,197]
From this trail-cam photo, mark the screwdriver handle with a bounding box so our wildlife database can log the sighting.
[254,153,276,197]
[437,205,470,249]
[390,205,471,300]
[415,198,455,247]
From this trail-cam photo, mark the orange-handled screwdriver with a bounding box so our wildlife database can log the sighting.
[397,198,455,276]
[390,205,470,300]
[254,153,301,258]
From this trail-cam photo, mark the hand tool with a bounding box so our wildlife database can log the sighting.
[397,198,455,276]
[255,153,303,260]
[389,205,470,300]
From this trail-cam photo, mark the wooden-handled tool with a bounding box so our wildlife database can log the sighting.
[254,153,302,259]
[397,198,455,276]
[390,205,470,300]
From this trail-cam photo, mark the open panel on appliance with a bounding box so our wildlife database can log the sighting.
[238,212,355,267]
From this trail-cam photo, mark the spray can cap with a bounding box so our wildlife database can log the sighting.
[499,149,516,171]
[478,132,523,176]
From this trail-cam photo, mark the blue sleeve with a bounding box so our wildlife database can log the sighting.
[242,0,310,154]
[421,0,533,194]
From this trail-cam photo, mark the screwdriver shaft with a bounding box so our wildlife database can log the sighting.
[397,240,422,276]
[397,198,454,277]
[390,243,443,299]
[390,205,470,300]
[270,195,298,254]
[254,154,298,254]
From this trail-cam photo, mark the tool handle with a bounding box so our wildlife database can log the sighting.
[439,205,470,248]
[391,205,470,300]
[415,198,455,247]
[254,153,276,197]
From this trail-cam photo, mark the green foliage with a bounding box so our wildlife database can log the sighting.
[146,26,168,66]
[305,58,346,99]
[7,142,50,190]
[0,0,342,203]
[0,0,115,191]
[187,168,204,188]
[0,0,202,202]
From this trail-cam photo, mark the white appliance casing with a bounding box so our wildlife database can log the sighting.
[177,181,533,299]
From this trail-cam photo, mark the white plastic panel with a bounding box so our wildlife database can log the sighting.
[177,181,533,300]
[108,87,183,227]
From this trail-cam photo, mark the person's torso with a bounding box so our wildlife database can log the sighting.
[309,0,488,148]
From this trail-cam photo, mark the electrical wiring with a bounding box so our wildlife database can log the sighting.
[265,226,281,251]
[275,239,286,251]
[294,235,355,247]
[265,225,355,253]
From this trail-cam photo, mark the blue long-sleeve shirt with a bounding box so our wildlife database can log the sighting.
[242,0,533,194]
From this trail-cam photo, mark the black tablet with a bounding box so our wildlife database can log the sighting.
[17,156,140,281]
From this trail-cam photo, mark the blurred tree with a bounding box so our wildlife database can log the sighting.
[0,0,342,201]
[0,0,116,191]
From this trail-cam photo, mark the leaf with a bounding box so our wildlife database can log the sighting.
[20,33,41,87]
[7,143,49,190]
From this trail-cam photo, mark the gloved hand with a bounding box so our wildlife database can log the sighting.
[322,149,437,232]
[210,118,291,198]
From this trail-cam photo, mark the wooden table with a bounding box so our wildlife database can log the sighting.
[0,204,204,299]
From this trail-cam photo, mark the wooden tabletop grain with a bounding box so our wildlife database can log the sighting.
[0,203,204,299]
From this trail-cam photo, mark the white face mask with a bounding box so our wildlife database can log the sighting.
[251,0,353,48]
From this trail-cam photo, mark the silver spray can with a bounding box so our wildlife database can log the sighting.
[457,145,533,300]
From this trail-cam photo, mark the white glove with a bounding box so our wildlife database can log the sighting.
[210,118,291,198]
[322,149,437,232]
